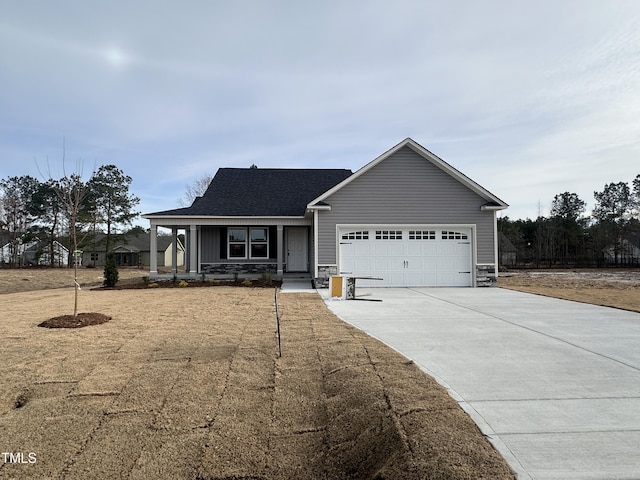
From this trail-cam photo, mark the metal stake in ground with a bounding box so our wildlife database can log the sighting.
[274,287,282,358]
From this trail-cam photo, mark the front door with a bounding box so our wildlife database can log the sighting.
[287,228,308,272]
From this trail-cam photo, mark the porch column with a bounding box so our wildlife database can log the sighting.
[189,224,197,278]
[171,227,178,275]
[184,229,190,273]
[276,225,284,278]
[150,223,158,276]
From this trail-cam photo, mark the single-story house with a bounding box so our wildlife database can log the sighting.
[603,235,640,266]
[1,238,69,267]
[143,138,508,287]
[82,232,185,268]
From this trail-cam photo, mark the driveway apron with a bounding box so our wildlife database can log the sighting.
[323,287,640,480]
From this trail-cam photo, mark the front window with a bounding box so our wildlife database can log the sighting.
[228,228,247,258]
[228,227,269,259]
[250,228,268,258]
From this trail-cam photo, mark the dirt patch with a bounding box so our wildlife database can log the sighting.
[498,269,640,313]
[0,285,513,479]
[38,312,112,329]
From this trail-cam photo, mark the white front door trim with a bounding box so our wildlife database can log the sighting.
[287,227,308,272]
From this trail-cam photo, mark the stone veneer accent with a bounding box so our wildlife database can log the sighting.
[476,264,497,287]
[201,263,278,276]
[316,265,338,288]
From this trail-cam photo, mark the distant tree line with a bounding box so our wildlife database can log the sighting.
[500,174,640,268]
[0,164,140,268]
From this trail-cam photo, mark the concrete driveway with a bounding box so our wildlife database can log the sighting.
[322,287,640,480]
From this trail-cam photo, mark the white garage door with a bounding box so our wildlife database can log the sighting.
[339,227,473,287]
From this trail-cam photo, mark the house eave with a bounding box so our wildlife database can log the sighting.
[143,214,307,220]
[144,215,311,227]
[481,205,509,211]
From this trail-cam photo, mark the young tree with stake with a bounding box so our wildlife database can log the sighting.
[54,173,92,317]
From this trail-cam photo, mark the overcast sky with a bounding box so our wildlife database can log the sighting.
[2,1,639,224]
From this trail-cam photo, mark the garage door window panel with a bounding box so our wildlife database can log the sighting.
[376,230,403,240]
[409,230,436,240]
[442,231,468,240]
[342,231,369,240]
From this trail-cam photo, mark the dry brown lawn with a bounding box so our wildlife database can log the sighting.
[0,267,147,294]
[0,269,514,479]
[498,268,640,313]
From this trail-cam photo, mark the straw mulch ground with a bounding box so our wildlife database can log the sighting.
[0,279,514,479]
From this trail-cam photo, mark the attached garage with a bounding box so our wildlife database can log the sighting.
[308,138,508,288]
[338,226,473,287]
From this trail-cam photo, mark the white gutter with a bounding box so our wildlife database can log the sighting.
[481,205,508,211]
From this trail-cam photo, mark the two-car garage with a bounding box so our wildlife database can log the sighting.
[338,226,474,287]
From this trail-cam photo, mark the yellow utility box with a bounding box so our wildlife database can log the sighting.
[330,275,344,298]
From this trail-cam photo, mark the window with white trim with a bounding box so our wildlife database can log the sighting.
[341,231,369,240]
[228,227,270,259]
[375,230,403,240]
[409,230,436,240]
[250,228,269,258]
[441,231,468,240]
[228,228,247,258]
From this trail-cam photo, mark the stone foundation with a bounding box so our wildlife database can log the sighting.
[201,263,278,277]
[316,265,338,288]
[476,264,497,287]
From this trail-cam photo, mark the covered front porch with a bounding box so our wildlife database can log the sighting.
[147,218,313,280]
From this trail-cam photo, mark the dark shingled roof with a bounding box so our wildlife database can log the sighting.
[146,168,353,217]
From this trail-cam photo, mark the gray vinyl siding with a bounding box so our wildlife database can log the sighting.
[201,226,220,263]
[317,146,497,264]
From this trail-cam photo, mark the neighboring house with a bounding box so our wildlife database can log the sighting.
[143,138,508,287]
[499,232,517,268]
[0,241,14,265]
[82,232,185,268]
[1,238,69,267]
[603,235,640,265]
[23,239,70,266]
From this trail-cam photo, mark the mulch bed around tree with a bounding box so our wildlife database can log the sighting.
[38,312,112,328]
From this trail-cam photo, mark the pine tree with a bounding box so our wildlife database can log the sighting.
[103,253,119,287]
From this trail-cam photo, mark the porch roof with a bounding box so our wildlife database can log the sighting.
[144,168,352,218]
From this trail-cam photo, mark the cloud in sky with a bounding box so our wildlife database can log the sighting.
[1,0,639,222]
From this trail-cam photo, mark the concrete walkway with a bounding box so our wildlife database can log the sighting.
[322,287,640,480]
[279,276,315,293]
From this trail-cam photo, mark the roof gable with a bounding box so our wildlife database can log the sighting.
[307,138,508,209]
[146,168,352,217]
